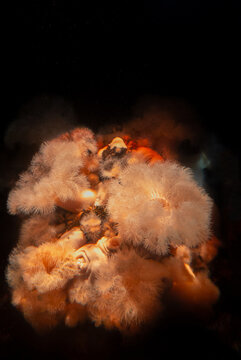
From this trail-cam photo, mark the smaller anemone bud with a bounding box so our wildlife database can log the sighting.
[80,212,102,242]
[109,137,127,152]
[98,137,127,160]
[80,213,101,228]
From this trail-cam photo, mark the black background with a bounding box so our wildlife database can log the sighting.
[1,2,241,359]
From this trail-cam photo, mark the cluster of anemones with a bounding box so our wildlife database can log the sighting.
[6,128,219,333]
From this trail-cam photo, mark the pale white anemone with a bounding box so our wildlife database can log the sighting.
[7,128,98,215]
[107,161,212,255]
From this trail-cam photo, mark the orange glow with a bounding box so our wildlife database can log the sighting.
[123,136,150,150]
[109,137,127,151]
[134,146,164,164]
[184,263,196,279]
[80,189,96,200]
